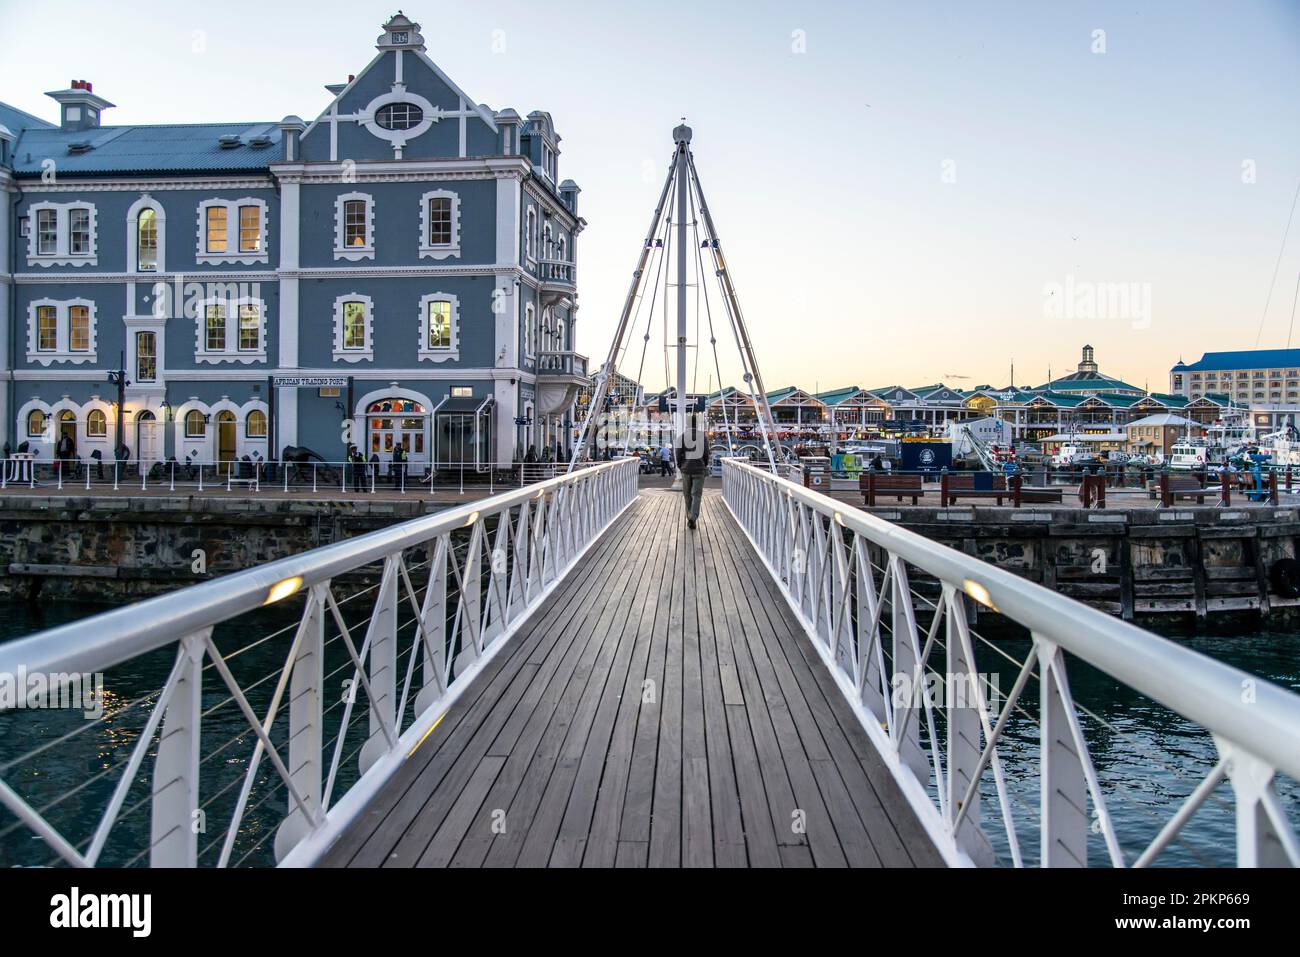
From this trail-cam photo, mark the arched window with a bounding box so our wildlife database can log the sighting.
[246,409,267,437]
[27,410,46,436]
[185,409,207,437]
[137,208,158,271]
[87,409,107,437]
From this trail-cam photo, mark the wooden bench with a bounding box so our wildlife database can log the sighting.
[1007,474,1064,507]
[939,472,1007,506]
[1158,473,1210,507]
[861,471,922,506]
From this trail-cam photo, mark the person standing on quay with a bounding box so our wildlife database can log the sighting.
[675,414,708,529]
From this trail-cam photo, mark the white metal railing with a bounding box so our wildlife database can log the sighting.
[722,458,1300,867]
[0,456,601,496]
[0,457,639,867]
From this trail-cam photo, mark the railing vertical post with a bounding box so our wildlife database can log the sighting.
[274,587,325,862]
[359,556,400,774]
[150,630,207,867]
[414,536,450,715]
[1218,740,1290,866]
[1039,636,1088,866]
[888,556,929,781]
[945,586,995,864]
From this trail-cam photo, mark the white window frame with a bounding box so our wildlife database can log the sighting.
[333,293,374,362]
[524,302,536,360]
[333,191,375,261]
[27,297,97,365]
[126,194,167,274]
[418,292,460,363]
[26,201,98,267]
[419,190,461,260]
[125,317,166,385]
[194,294,267,363]
[525,207,536,264]
[195,197,269,265]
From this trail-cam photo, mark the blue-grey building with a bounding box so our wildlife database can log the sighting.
[0,13,587,474]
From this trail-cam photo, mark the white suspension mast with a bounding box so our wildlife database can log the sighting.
[568,151,679,471]
[674,122,691,443]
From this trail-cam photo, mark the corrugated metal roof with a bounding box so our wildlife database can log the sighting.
[9,121,281,176]
[0,101,55,134]
[1181,349,1300,372]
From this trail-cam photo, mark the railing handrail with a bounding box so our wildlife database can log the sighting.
[724,459,1300,783]
[0,457,635,685]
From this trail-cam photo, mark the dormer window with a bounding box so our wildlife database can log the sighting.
[376,103,423,130]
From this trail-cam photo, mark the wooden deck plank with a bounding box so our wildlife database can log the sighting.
[325,500,654,867]
[329,488,945,869]
[718,494,946,867]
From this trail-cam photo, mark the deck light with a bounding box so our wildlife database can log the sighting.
[264,576,303,605]
[962,579,998,611]
[465,511,480,526]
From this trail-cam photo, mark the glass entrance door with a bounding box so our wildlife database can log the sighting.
[366,399,427,470]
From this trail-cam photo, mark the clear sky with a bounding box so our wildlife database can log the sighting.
[4,0,1299,395]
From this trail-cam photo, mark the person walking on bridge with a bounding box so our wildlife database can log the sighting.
[675,414,708,529]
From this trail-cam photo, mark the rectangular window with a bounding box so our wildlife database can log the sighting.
[136,331,157,382]
[428,300,451,349]
[319,387,341,398]
[206,207,228,253]
[37,210,58,255]
[69,208,91,255]
[238,205,261,252]
[451,386,472,398]
[69,305,90,351]
[36,305,57,351]
[206,304,226,351]
[344,200,367,247]
[428,198,451,246]
[238,304,260,351]
[343,301,366,350]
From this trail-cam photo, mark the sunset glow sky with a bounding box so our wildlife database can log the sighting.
[5,0,1299,394]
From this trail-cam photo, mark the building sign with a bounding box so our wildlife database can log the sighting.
[273,375,349,388]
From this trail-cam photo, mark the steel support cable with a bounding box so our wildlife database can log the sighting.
[689,183,734,454]
[1255,172,1300,347]
[856,556,1236,860]
[685,149,779,470]
[889,565,1238,812]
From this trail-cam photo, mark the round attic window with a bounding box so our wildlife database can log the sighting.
[375,103,424,131]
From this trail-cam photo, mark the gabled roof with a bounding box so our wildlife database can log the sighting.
[8,121,282,176]
[765,387,823,405]
[815,386,884,405]
[1179,349,1300,372]
[0,101,55,135]
[1126,413,1198,428]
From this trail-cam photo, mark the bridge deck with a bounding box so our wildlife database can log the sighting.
[320,489,944,868]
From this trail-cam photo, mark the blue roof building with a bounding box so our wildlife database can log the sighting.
[0,14,586,471]
[1169,349,1300,431]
